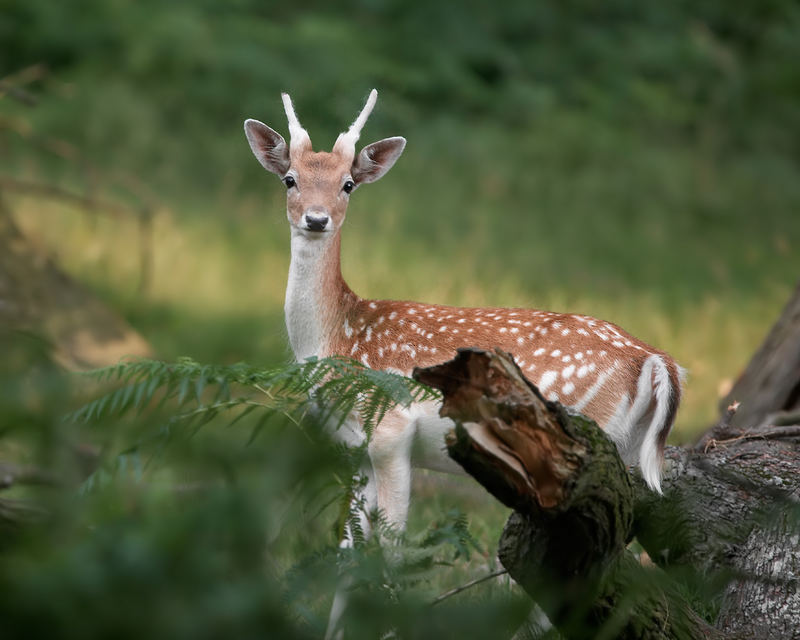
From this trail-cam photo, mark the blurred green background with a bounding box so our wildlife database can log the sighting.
[4,0,800,430]
[2,0,799,636]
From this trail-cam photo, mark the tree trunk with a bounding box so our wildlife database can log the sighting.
[0,193,151,369]
[717,280,800,431]
[415,348,800,640]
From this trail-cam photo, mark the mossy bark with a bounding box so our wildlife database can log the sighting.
[415,348,720,640]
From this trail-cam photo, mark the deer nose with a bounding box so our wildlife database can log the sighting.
[303,212,329,232]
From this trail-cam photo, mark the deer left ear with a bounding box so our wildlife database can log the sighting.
[351,137,406,185]
[244,119,291,176]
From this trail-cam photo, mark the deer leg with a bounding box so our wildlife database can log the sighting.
[325,458,376,640]
[326,410,414,640]
[368,409,415,532]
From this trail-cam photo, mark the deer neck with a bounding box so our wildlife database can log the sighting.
[285,229,356,361]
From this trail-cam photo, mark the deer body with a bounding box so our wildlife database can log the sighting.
[245,90,683,533]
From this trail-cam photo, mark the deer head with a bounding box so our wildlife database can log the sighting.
[244,89,406,238]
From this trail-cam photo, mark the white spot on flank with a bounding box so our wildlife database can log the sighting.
[499,327,508,333]
[468,327,474,333]
[452,328,459,334]
[577,365,589,378]
[377,316,385,324]
[613,340,625,348]
[562,355,572,363]
[430,347,437,354]
[369,302,377,310]
[439,326,447,332]
[517,360,526,367]
[562,365,575,378]
[378,347,384,357]
[533,348,546,356]
[577,328,589,336]
[365,327,373,342]
[427,332,433,339]
[574,360,620,411]
[361,353,370,366]
[562,382,575,395]
[561,328,570,336]
[391,343,397,351]
[538,370,558,393]
[588,363,597,373]
[389,311,397,320]
[350,341,359,356]
[551,349,561,357]
[458,318,465,323]
[343,318,354,338]
[548,392,559,401]
[575,352,584,360]
[517,337,525,345]
[408,308,417,314]
[552,321,562,329]
[510,327,519,334]
[524,321,532,327]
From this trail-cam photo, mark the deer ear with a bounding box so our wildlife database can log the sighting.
[351,137,406,185]
[244,119,290,176]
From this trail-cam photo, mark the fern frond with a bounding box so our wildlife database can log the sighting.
[69,356,440,441]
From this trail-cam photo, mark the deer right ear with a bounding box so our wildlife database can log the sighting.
[244,119,290,176]
[351,137,406,185]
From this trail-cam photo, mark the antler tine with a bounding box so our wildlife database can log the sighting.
[281,92,312,153]
[332,89,378,159]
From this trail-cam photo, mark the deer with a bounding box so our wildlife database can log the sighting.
[244,90,683,633]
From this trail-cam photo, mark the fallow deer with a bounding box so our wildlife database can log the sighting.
[244,89,683,537]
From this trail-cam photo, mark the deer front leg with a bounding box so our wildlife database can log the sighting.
[367,409,415,532]
[325,410,413,640]
[325,458,376,640]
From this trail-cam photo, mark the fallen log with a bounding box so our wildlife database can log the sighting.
[415,348,799,639]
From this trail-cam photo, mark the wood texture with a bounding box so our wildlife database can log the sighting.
[719,280,800,430]
[415,348,720,640]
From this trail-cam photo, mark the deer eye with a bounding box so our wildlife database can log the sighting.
[342,180,355,194]
[283,175,296,189]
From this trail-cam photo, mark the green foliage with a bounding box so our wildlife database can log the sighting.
[0,346,519,639]
[69,354,439,437]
